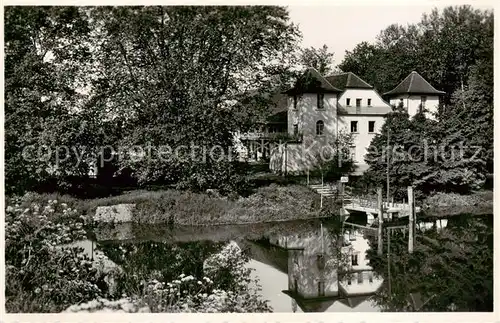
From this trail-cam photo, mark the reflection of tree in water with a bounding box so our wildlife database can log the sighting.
[99,240,225,295]
[366,214,493,311]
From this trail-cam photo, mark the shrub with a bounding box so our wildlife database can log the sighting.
[5,196,105,312]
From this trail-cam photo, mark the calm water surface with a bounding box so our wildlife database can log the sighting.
[91,213,493,312]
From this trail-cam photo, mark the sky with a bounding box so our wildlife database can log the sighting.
[287,4,494,65]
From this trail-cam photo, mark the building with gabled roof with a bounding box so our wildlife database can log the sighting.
[270,67,392,175]
[384,71,445,119]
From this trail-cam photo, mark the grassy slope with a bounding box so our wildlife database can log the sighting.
[18,184,335,225]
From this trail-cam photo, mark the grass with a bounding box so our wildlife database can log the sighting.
[421,190,493,217]
[16,184,337,226]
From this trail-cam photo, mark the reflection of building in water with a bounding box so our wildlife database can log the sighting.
[265,224,383,312]
[339,228,383,297]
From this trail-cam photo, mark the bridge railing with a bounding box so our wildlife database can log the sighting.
[343,196,417,212]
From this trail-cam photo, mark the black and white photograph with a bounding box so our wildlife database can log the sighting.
[2,2,495,317]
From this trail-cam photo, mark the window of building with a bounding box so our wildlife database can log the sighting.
[293,124,298,135]
[347,277,352,285]
[351,253,359,266]
[317,93,325,109]
[357,272,364,284]
[398,98,404,109]
[317,254,325,269]
[293,95,298,110]
[350,121,358,133]
[368,121,375,133]
[356,98,362,107]
[316,120,324,136]
[349,146,356,162]
[346,98,351,106]
[318,281,325,297]
[421,95,427,107]
[367,98,372,106]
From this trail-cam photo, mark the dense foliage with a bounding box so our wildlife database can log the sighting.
[5,194,272,313]
[5,6,300,196]
[299,44,338,75]
[5,196,104,312]
[95,241,271,312]
[366,214,493,311]
[344,6,493,198]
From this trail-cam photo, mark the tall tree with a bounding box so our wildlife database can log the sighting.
[4,6,102,194]
[299,44,337,75]
[89,6,300,193]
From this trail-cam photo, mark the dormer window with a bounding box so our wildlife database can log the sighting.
[346,98,351,106]
[367,98,372,106]
[317,93,325,109]
[356,98,362,107]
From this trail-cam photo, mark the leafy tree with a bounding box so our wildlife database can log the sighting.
[87,6,300,194]
[337,5,493,104]
[312,131,355,182]
[299,44,337,75]
[347,5,493,197]
[4,7,104,195]
[5,6,301,196]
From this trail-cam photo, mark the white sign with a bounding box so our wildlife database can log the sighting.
[340,176,349,183]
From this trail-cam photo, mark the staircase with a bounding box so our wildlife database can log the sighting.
[309,183,338,208]
[309,184,336,197]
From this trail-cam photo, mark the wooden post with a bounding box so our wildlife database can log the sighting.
[320,194,323,209]
[377,187,383,256]
[408,186,414,254]
[387,228,391,295]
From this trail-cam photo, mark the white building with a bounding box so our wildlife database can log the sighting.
[384,71,445,120]
[270,68,392,175]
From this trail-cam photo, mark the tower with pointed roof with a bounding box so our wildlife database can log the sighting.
[384,71,445,119]
[271,68,393,175]
[286,67,341,143]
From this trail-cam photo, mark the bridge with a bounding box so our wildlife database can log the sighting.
[309,183,420,220]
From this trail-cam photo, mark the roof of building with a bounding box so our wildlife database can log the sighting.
[325,72,373,91]
[285,67,342,94]
[337,295,371,309]
[383,71,446,96]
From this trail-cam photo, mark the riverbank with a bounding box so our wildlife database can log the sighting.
[4,196,272,313]
[15,184,337,226]
[420,190,493,217]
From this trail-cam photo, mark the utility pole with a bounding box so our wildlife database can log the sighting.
[387,228,391,295]
[377,187,383,256]
[408,186,415,254]
[386,127,390,203]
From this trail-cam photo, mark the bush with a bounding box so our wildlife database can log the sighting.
[5,196,105,312]
[68,242,272,313]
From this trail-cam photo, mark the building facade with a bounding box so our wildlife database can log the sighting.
[270,68,392,175]
[384,71,445,120]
